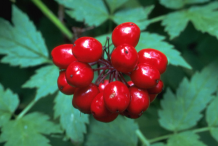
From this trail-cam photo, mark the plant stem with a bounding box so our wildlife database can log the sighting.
[32,0,73,40]
[148,15,166,24]
[136,129,150,146]
[17,98,38,119]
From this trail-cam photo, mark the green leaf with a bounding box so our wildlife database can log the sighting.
[167,131,206,146]
[151,143,166,146]
[0,112,61,146]
[55,0,109,26]
[0,5,49,67]
[105,0,128,13]
[206,95,218,142]
[159,0,209,9]
[136,32,191,69]
[0,84,19,127]
[112,6,154,30]
[85,116,138,146]
[161,11,189,39]
[54,92,89,142]
[159,60,218,131]
[188,2,218,39]
[22,65,59,100]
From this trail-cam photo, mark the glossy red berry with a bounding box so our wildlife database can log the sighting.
[130,63,160,89]
[121,110,141,119]
[127,86,150,115]
[98,80,109,92]
[149,94,157,102]
[127,81,134,87]
[57,71,76,95]
[111,44,138,73]
[66,61,94,88]
[112,22,140,47]
[94,113,118,123]
[72,83,99,114]
[103,81,130,113]
[72,37,103,63]
[51,44,77,69]
[138,48,168,74]
[148,80,164,94]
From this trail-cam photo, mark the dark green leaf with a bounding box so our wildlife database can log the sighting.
[0,112,61,146]
[55,0,109,26]
[151,143,166,146]
[112,6,154,30]
[105,0,128,13]
[160,0,209,9]
[206,95,218,142]
[22,65,59,100]
[161,11,189,39]
[167,131,206,146]
[159,60,218,131]
[0,84,19,127]
[136,32,191,69]
[54,92,89,142]
[0,5,49,67]
[85,116,138,146]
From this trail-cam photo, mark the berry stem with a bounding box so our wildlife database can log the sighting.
[136,129,150,146]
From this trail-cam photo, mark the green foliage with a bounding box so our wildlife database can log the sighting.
[0,5,49,67]
[0,112,61,146]
[151,143,166,146]
[105,0,128,14]
[54,92,89,142]
[159,60,218,131]
[0,84,19,127]
[22,65,59,100]
[85,116,138,146]
[167,131,206,146]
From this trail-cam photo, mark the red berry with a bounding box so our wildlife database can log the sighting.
[138,48,168,74]
[112,22,140,47]
[149,94,157,102]
[121,110,141,119]
[98,80,109,92]
[103,81,130,113]
[72,37,103,63]
[111,44,138,73]
[148,80,164,94]
[91,92,118,123]
[72,83,99,114]
[57,71,77,95]
[51,44,77,69]
[66,61,94,88]
[127,86,150,115]
[127,81,134,87]
[130,63,160,89]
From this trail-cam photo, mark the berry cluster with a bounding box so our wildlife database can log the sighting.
[51,22,168,123]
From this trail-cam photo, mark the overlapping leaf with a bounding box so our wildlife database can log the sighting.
[85,116,138,146]
[159,0,209,9]
[22,65,59,100]
[0,112,61,146]
[54,92,89,142]
[0,5,49,67]
[55,0,109,26]
[0,84,19,127]
[112,6,154,30]
[136,32,191,69]
[105,0,128,13]
[167,131,206,146]
[159,60,218,131]
[206,95,218,142]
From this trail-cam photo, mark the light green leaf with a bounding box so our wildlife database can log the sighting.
[22,65,59,100]
[55,0,109,26]
[112,6,154,30]
[0,112,61,146]
[159,0,209,9]
[161,11,189,39]
[151,143,166,146]
[136,32,191,69]
[54,92,89,142]
[105,0,128,13]
[0,5,49,67]
[159,60,218,131]
[85,116,138,146]
[0,84,19,127]
[167,131,206,146]
[206,96,218,142]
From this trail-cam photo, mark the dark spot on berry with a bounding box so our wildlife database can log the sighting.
[130,23,134,25]
[70,75,73,78]
[73,44,76,47]
[125,50,128,54]
[60,86,63,90]
[156,80,159,84]
[110,92,116,98]
[116,110,119,113]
